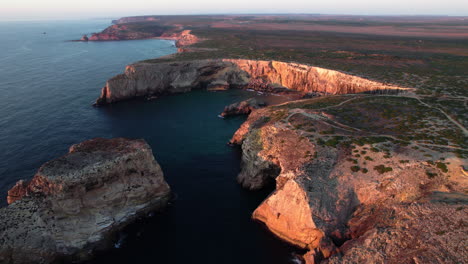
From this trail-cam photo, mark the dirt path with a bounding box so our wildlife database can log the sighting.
[279,93,466,150]
[285,108,467,151]
[377,93,468,136]
[412,96,468,136]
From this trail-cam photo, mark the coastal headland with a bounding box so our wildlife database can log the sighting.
[87,14,467,263]
[1,14,466,264]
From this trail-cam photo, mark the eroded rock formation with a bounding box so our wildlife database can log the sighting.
[220,98,266,118]
[95,59,408,105]
[94,60,250,105]
[0,138,171,264]
[230,101,467,263]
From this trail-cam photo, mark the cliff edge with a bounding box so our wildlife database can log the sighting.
[230,96,468,263]
[95,59,409,105]
[0,138,171,264]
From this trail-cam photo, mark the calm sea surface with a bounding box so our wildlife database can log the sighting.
[0,20,300,263]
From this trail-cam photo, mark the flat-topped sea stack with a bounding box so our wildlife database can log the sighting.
[0,138,171,264]
[95,59,409,105]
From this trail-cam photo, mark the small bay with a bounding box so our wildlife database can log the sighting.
[0,20,298,263]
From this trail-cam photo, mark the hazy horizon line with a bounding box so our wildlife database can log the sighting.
[1,12,467,22]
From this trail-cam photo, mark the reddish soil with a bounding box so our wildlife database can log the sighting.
[211,22,468,39]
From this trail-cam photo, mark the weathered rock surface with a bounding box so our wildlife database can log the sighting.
[226,59,407,95]
[325,200,467,264]
[230,99,467,263]
[95,59,408,105]
[94,60,250,105]
[0,138,171,264]
[220,98,266,117]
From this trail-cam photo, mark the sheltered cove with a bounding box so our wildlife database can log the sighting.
[1,16,467,264]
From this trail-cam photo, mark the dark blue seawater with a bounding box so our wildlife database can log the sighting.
[0,20,300,263]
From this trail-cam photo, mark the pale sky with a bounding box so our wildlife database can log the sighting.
[1,0,467,20]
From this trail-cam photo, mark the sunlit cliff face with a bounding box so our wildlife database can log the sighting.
[97,59,409,105]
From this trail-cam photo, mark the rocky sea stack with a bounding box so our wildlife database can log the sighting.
[0,138,171,264]
[220,98,266,118]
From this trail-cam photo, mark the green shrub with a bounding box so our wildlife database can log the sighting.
[426,171,437,178]
[370,147,380,152]
[320,128,335,135]
[436,162,448,173]
[374,165,393,174]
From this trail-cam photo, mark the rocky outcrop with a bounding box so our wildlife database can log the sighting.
[325,200,467,264]
[220,98,266,118]
[6,180,28,205]
[82,21,199,48]
[95,59,408,105]
[94,60,251,105]
[0,138,171,264]
[86,24,171,41]
[230,100,467,263]
[160,30,199,48]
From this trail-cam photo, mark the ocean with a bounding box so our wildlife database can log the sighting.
[0,19,300,263]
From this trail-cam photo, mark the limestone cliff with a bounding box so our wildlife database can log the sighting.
[94,60,250,105]
[230,97,467,263]
[95,59,408,105]
[224,59,405,94]
[0,138,171,264]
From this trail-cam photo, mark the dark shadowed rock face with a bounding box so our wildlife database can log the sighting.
[0,138,171,264]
